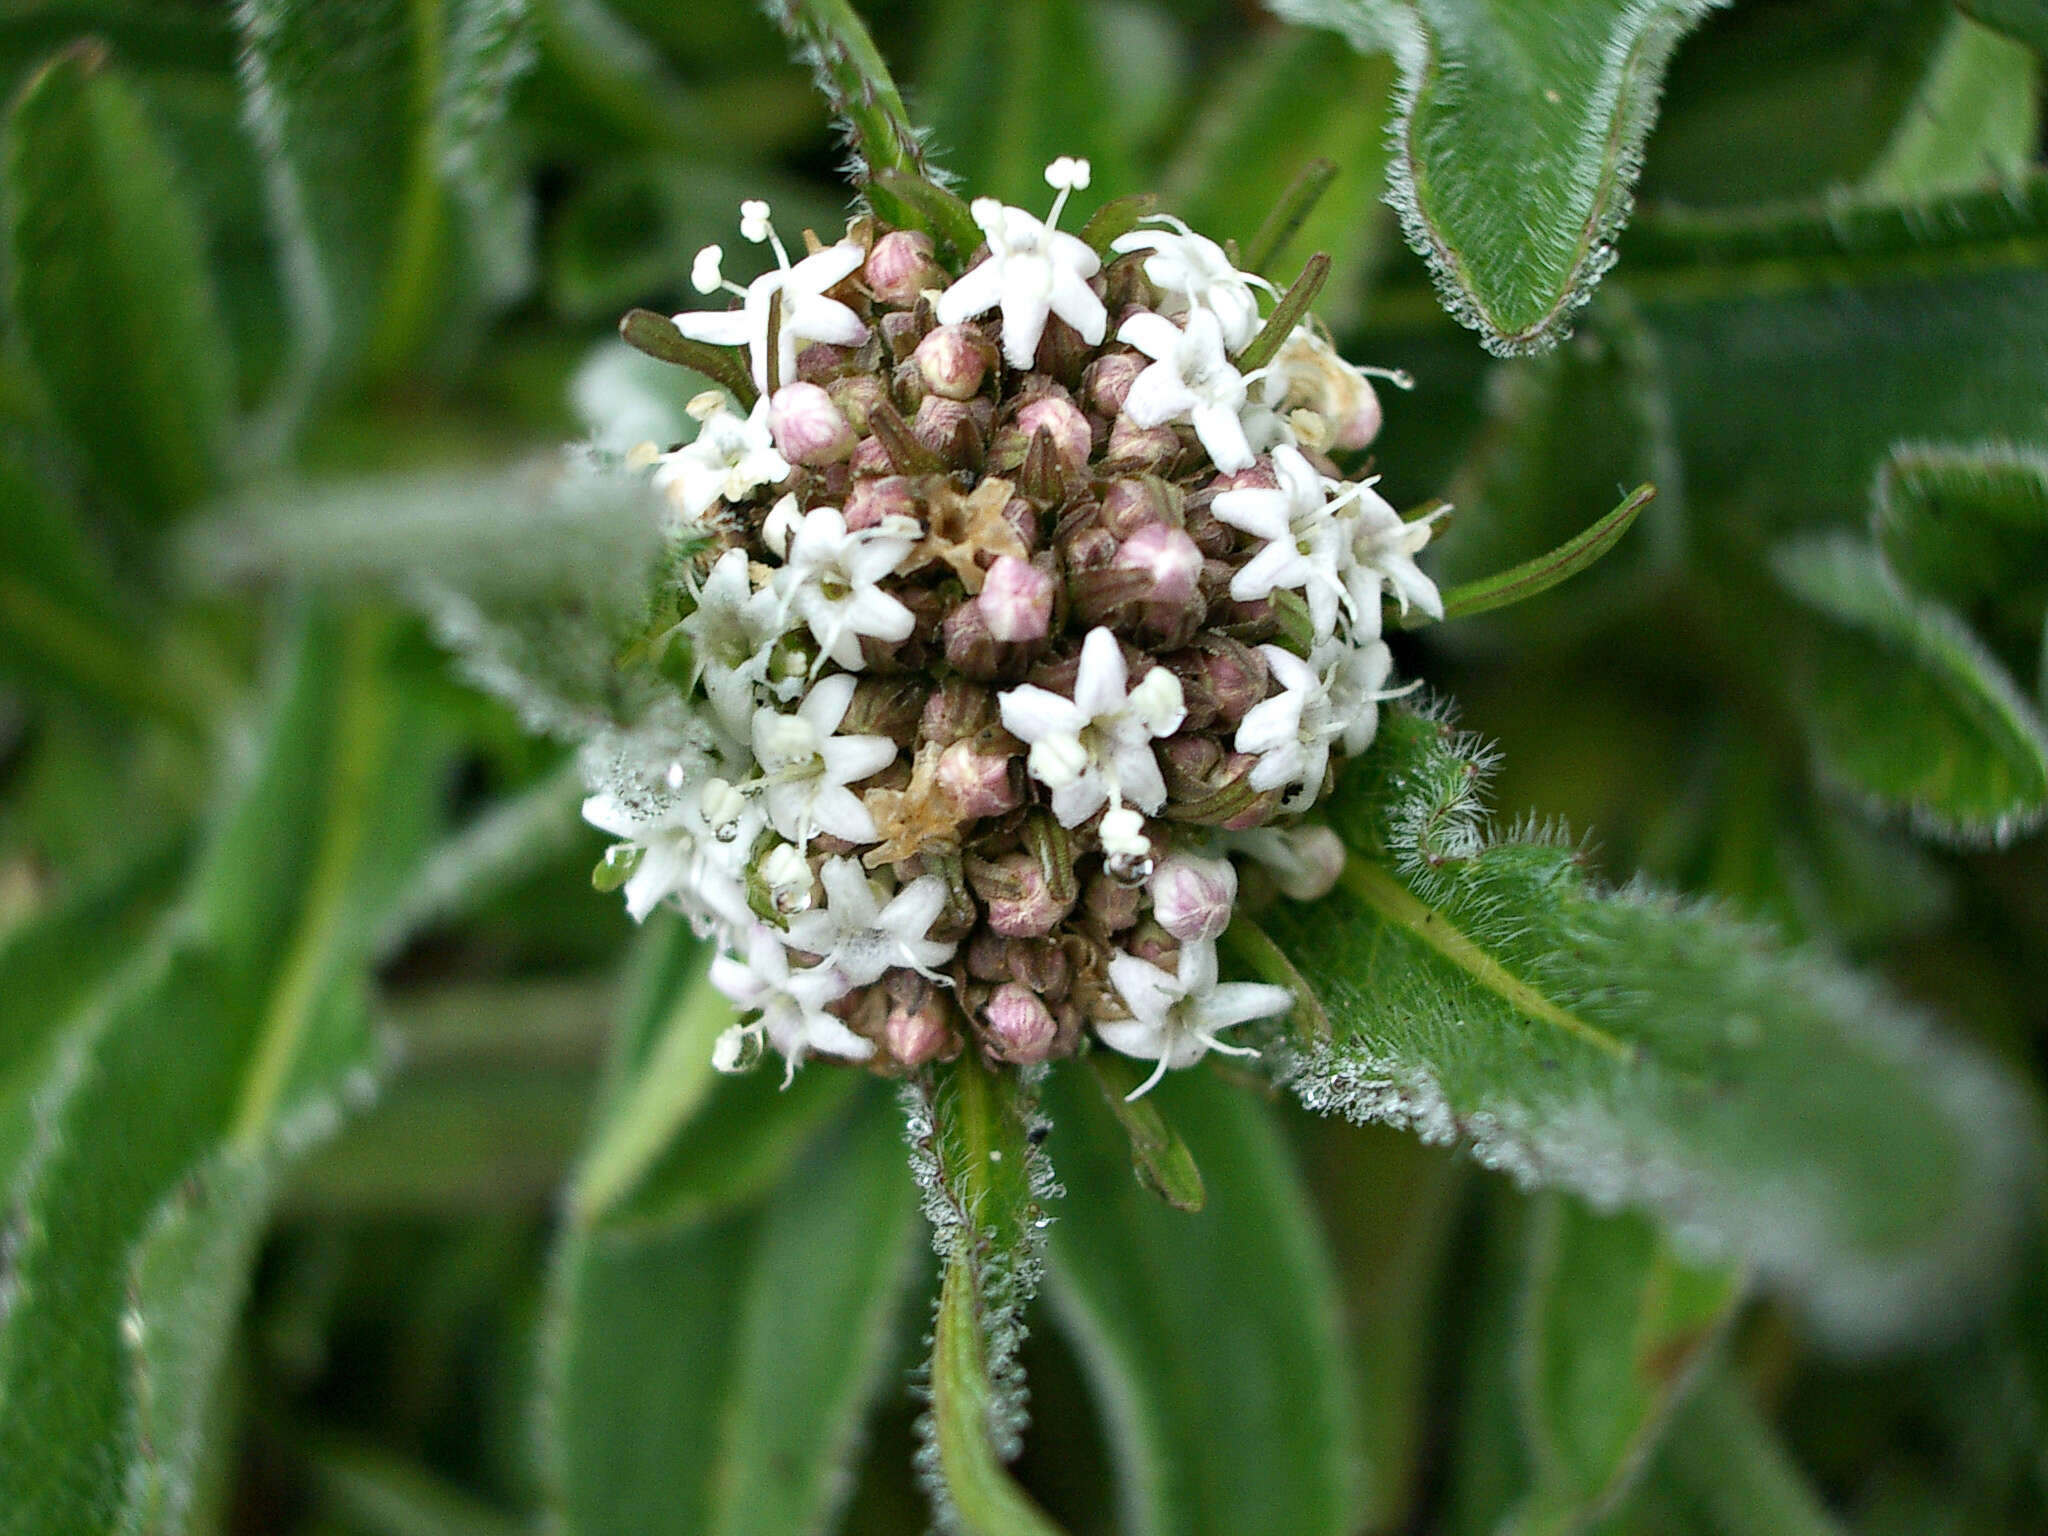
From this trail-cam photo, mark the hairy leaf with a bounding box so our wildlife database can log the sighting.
[4,43,233,520]
[1270,0,1727,353]
[1267,705,2040,1348]
[1772,533,2048,846]
[906,1053,1065,1535]
[0,610,433,1535]
[1873,440,2048,659]
[1041,1064,1360,1536]
[544,1090,915,1536]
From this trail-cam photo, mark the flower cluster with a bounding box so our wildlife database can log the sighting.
[585,160,1439,1097]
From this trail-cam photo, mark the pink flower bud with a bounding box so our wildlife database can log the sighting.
[970,851,1075,937]
[941,599,1004,679]
[937,738,1021,818]
[1015,395,1091,467]
[845,473,918,531]
[1268,825,1346,900]
[1083,351,1146,417]
[1331,382,1383,452]
[850,434,893,477]
[768,382,855,465]
[915,323,995,400]
[1114,525,1203,605]
[1106,413,1180,469]
[1125,920,1179,969]
[921,679,996,744]
[978,555,1053,642]
[794,343,851,384]
[1083,872,1142,933]
[1148,852,1238,943]
[1099,477,1178,539]
[913,395,988,470]
[1170,638,1268,730]
[883,987,957,1068]
[984,983,1058,1065]
[827,373,887,435]
[880,310,927,364]
[864,229,944,306]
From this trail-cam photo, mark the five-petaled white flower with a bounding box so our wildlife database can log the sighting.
[775,504,917,671]
[1116,308,1255,473]
[1338,482,1444,635]
[679,547,788,736]
[935,158,1107,370]
[652,396,791,524]
[783,857,957,987]
[673,203,870,394]
[711,923,867,1084]
[749,673,897,846]
[998,626,1186,826]
[1101,938,1292,1099]
[1212,444,1352,640]
[1110,215,1272,354]
[1236,640,1404,809]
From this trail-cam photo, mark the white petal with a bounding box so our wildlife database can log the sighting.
[999,684,1085,745]
[934,260,1005,326]
[1192,402,1254,472]
[1071,627,1130,719]
[1107,952,1181,1031]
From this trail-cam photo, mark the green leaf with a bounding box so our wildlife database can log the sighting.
[1271,0,1726,354]
[1961,0,2048,60]
[542,1092,917,1536]
[619,306,758,407]
[1873,440,2048,658]
[908,1053,1066,1536]
[1082,1052,1205,1212]
[3,42,234,520]
[1504,1199,1741,1535]
[1266,705,2041,1349]
[1159,28,1395,325]
[1041,1064,1360,1536]
[232,0,535,396]
[1654,1370,1849,1536]
[1859,13,2038,199]
[1772,533,2048,846]
[1420,485,1656,630]
[0,609,434,1535]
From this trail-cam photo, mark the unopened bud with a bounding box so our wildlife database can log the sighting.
[880,310,928,365]
[970,851,1076,938]
[1083,871,1142,933]
[1084,351,1146,417]
[1170,637,1268,730]
[1113,524,1203,606]
[978,555,1054,642]
[942,599,1004,679]
[1014,395,1091,467]
[1099,476,1179,539]
[768,382,855,465]
[849,434,893,477]
[984,983,1058,1065]
[864,229,945,306]
[882,977,958,1067]
[1236,824,1346,901]
[826,373,888,435]
[844,473,918,532]
[1148,851,1236,942]
[937,738,1021,817]
[1125,919,1179,969]
[1106,413,1181,469]
[921,679,996,744]
[915,323,995,400]
[913,395,988,470]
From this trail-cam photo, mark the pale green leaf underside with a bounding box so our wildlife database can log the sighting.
[1042,1066,1360,1536]
[1267,707,2039,1348]
[1773,533,2048,846]
[1268,0,1726,354]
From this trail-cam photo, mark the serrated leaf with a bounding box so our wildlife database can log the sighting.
[3,43,234,521]
[1873,440,2048,658]
[1504,1199,1741,1536]
[1267,705,2040,1349]
[1041,1064,1359,1536]
[1772,533,2048,846]
[1270,0,1726,354]
[232,0,535,399]
[907,1053,1065,1536]
[542,1091,916,1536]
[0,609,434,1535]
[1160,27,1395,326]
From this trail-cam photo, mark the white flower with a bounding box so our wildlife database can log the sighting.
[1100,939,1291,1098]
[998,626,1186,827]
[673,201,869,394]
[934,158,1107,370]
[1212,444,1352,640]
[1223,824,1346,902]
[1116,308,1254,472]
[1235,640,1404,809]
[749,673,897,846]
[711,923,867,1083]
[679,547,787,736]
[776,504,917,672]
[1259,325,1407,453]
[1339,483,1444,632]
[1110,216,1272,354]
[783,856,956,987]
[651,396,791,524]
[582,774,760,929]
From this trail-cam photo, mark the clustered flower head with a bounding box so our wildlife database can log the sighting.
[588,160,1439,1097]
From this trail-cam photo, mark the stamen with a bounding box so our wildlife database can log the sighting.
[1043,156,1090,229]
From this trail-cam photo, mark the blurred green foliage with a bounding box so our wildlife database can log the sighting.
[2,1,2047,1533]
